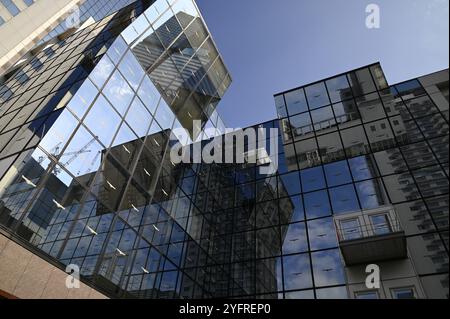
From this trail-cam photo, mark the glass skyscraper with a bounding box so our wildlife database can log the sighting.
[0,0,448,300]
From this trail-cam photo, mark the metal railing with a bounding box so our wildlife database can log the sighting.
[334,214,403,242]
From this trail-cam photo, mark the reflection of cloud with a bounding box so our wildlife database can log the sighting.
[283,254,312,290]
[312,250,345,287]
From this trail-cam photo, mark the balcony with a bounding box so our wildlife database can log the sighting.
[334,208,407,266]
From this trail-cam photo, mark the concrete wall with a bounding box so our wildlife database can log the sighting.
[0,232,107,299]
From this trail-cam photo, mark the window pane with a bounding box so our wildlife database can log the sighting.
[282,222,308,255]
[283,253,313,290]
[300,166,326,193]
[355,179,387,210]
[305,82,330,109]
[304,190,331,219]
[340,126,370,158]
[330,185,360,214]
[324,160,352,187]
[348,68,376,96]
[103,70,134,115]
[311,249,345,287]
[356,93,386,123]
[311,106,336,134]
[317,132,345,164]
[285,89,308,115]
[326,75,352,103]
[290,113,313,140]
[308,217,338,250]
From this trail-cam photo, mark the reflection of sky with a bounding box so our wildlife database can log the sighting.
[283,253,313,291]
[311,249,346,287]
[307,217,338,251]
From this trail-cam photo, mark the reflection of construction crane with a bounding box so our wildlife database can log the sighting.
[39,137,99,176]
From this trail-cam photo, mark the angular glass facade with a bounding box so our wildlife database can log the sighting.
[0,0,448,299]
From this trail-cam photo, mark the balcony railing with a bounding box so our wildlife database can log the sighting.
[334,212,407,266]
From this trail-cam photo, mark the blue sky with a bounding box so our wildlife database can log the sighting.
[196,0,449,128]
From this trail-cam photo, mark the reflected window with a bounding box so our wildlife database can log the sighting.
[308,217,338,250]
[84,95,122,147]
[340,127,370,158]
[275,95,287,118]
[324,160,352,187]
[311,249,345,287]
[305,82,330,109]
[285,89,308,115]
[317,132,345,164]
[326,75,352,103]
[67,79,99,120]
[283,253,313,291]
[383,174,420,203]
[339,218,362,240]
[90,55,114,89]
[349,155,378,181]
[348,68,376,96]
[125,97,153,138]
[154,100,174,130]
[138,76,160,114]
[395,80,426,100]
[282,222,308,255]
[118,50,145,91]
[355,179,387,210]
[311,106,336,133]
[355,291,379,299]
[391,287,416,299]
[290,113,313,140]
[301,166,326,193]
[333,100,361,127]
[103,70,134,115]
[295,138,321,169]
[278,172,301,196]
[370,214,392,235]
[304,190,331,219]
[356,93,386,123]
[330,185,360,215]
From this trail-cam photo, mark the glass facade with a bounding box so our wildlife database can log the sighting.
[0,0,448,299]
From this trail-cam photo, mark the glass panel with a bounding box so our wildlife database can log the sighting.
[275,95,287,118]
[311,106,336,134]
[355,179,387,210]
[340,218,362,240]
[300,166,326,193]
[304,190,331,219]
[326,75,352,103]
[118,50,145,91]
[395,80,426,100]
[294,138,321,169]
[282,222,308,255]
[103,70,134,115]
[67,79,99,120]
[89,55,114,89]
[125,97,153,138]
[285,89,308,116]
[282,253,313,290]
[333,100,361,128]
[348,68,376,96]
[290,113,313,140]
[317,132,345,164]
[340,126,370,158]
[83,95,122,147]
[138,76,160,115]
[355,291,379,299]
[391,288,416,299]
[305,82,330,109]
[324,160,352,187]
[330,185,360,214]
[311,249,345,287]
[356,93,386,123]
[370,214,392,235]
